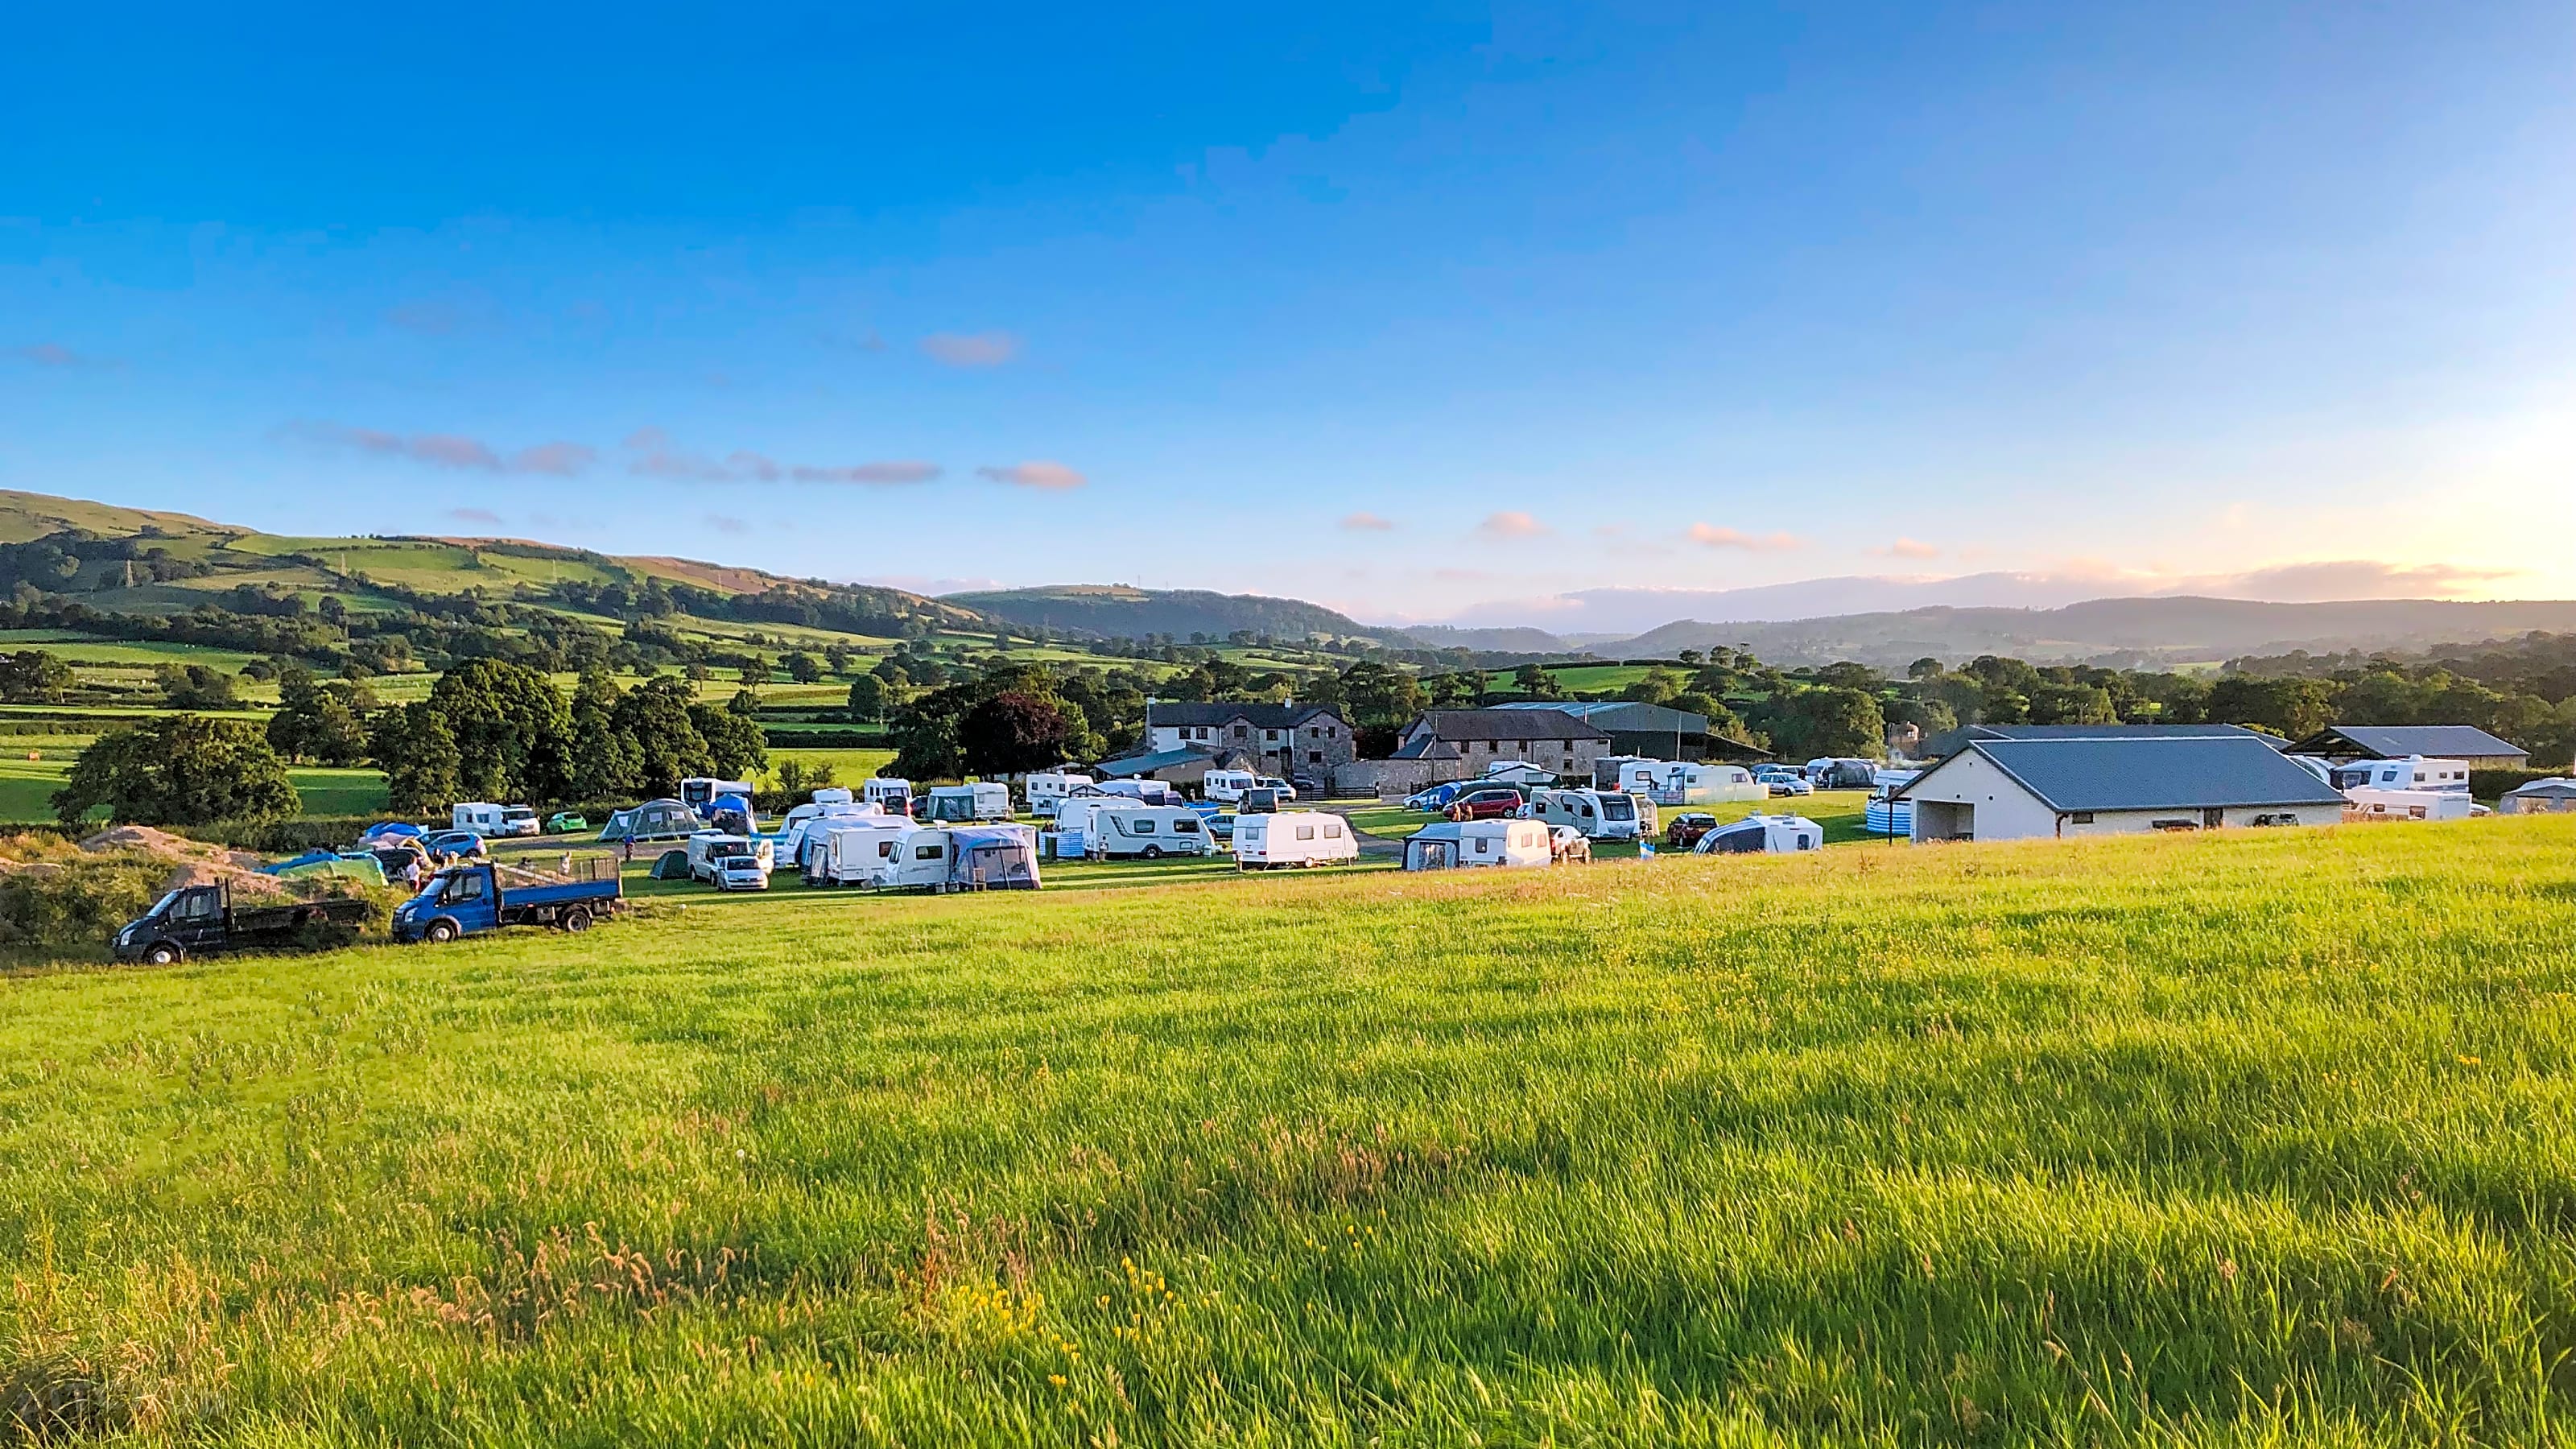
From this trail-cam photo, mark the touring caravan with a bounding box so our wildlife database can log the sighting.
[922,782,1013,823]
[1025,772,1095,817]
[1619,762,1765,807]
[2332,755,2471,794]
[1232,811,1359,869]
[1402,819,1553,871]
[1092,805,1214,859]
[1693,813,1824,854]
[452,803,540,838]
[807,819,914,886]
[778,799,885,865]
[862,777,913,813]
[1525,788,1653,841]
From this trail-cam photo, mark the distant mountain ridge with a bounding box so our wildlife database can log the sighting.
[943,584,1402,643]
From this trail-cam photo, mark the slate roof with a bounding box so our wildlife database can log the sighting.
[1492,700,1712,734]
[1386,737,1463,761]
[2287,724,2529,761]
[1406,708,1611,742]
[1921,722,2281,759]
[1146,702,1346,729]
[1092,745,1235,778]
[1902,737,2347,813]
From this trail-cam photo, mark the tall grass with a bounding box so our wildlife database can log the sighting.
[4,819,2574,1444]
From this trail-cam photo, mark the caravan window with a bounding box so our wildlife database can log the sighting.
[1323,822,1343,839]
[1475,837,1492,854]
[878,841,898,858]
[914,843,944,860]
[1172,818,1199,833]
[1295,824,1316,840]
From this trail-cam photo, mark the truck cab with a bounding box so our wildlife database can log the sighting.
[115,881,371,964]
[392,858,621,943]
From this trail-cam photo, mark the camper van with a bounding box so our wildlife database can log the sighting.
[922,782,1013,823]
[862,777,914,813]
[1524,788,1653,841]
[452,803,541,838]
[1024,772,1096,817]
[1402,819,1553,870]
[1617,762,1764,807]
[2333,756,2472,794]
[1693,813,1825,854]
[1091,805,1214,859]
[1232,811,1359,869]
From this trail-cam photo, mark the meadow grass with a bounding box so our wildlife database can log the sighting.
[5,819,2576,1445]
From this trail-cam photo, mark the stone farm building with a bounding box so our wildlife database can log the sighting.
[1142,703,1356,784]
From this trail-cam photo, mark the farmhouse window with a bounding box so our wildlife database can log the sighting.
[2070,811,2094,824]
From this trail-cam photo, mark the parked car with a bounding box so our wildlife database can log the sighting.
[545,811,589,834]
[1445,786,1528,822]
[1665,812,1723,849]
[1752,766,1814,797]
[422,830,488,862]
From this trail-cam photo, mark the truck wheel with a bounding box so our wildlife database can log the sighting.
[144,942,182,965]
[560,908,592,933]
[1141,845,1163,859]
[425,919,460,944]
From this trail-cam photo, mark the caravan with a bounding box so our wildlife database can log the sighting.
[778,795,885,865]
[862,777,914,813]
[1524,788,1653,840]
[1025,772,1095,817]
[1692,813,1825,854]
[861,824,1046,892]
[1205,770,1298,805]
[452,803,541,838]
[1862,770,1920,835]
[1232,811,1359,869]
[1616,762,1765,806]
[1402,819,1553,870]
[922,782,1013,823]
[1091,805,1214,859]
[807,819,914,886]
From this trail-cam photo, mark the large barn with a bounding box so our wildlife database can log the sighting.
[1899,735,2347,843]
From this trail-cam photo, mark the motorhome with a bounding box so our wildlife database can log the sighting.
[861,777,914,813]
[1402,819,1553,870]
[1524,787,1653,841]
[1617,762,1764,806]
[1024,772,1096,817]
[922,782,1013,823]
[1692,812,1825,854]
[2332,756,2471,794]
[1232,811,1359,869]
[1091,805,1215,859]
[451,803,539,838]
[684,832,774,884]
[1203,770,1260,804]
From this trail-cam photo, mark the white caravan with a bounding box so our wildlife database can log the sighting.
[1091,805,1215,859]
[922,782,1013,823]
[2344,790,2478,822]
[2333,755,2471,794]
[1203,770,1261,804]
[861,777,913,812]
[1617,762,1765,806]
[1232,811,1359,869]
[452,803,540,838]
[1524,788,1653,841]
[778,799,886,865]
[1025,772,1095,817]
[1402,819,1554,870]
[809,819,915,886]
[1693,812,1825,855]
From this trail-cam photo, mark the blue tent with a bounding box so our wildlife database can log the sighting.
[360,821,426,841]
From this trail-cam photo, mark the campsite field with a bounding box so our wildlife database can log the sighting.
[7,816,2576,1444]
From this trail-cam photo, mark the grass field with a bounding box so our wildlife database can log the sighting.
[6,818,2576,1444]
[0,740,390,824]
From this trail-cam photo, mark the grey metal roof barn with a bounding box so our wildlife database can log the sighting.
[2286,724,2529,766]
[1404,708,1611,743]
[1902,737,2347,814]
[1920,722,2284,759]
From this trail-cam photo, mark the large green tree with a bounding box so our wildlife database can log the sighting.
[371,703,463,815]
[52,716,300,828]
[427,658,575,803]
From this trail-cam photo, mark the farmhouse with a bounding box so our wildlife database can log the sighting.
[1143,703,1356,782]
[1401,708,1610,774]
[1492,700,1769,762]
[2286,724,2531,772]
[1900,735,2347,843]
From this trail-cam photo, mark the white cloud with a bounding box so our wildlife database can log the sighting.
[1687,523,1802,551]
[1478,510,1546,539]
[976,460,1087,490]
[920,331,1023,368]
[1340,511,1394,530]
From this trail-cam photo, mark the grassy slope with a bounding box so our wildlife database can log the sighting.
[6,819,2575,1444]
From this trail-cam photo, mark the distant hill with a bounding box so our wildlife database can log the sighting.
[1395,624,1588,654]
[1608,597,2576,668]
[944,584,1397,643]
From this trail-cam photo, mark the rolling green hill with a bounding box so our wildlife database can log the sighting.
[946,584,1402,643]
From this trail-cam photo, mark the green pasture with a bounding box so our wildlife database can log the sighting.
[0,741,390,824]
[6,819,2576,1443]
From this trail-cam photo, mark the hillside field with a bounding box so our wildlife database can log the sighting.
[6,818,2575,1444]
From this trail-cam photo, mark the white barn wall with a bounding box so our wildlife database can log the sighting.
[1908,748,2344,842]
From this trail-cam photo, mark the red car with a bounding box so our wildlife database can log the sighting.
[1445,787,1527,822]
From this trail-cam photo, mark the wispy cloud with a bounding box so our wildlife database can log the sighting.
[11,343,115,369]
[976,460,1087,490]
[285,422,595,476]
[920,331,1023,368]
[626,429,942,485]
[794,461,941,484]
[1340,511,1395,531]
[704,514,749,535]
[2184,559,2519,601]
[1687,522,1802,551]
[445,507,503,526]
[1478,510,1548,539]
[1877,537,1941,559]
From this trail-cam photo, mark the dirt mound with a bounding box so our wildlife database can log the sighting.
[76,826,285,898]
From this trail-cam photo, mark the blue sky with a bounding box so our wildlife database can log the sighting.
[4,1,2570,629]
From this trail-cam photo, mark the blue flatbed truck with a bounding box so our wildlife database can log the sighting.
[391,857,621,943]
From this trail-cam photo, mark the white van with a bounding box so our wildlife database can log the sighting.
[861,777,913,812]
[686,832,774,883]
[923,782,1013,823]
[452,803,539,838]
[1025,772,1095,817]
[1233,811,1359,869]
[1402,819,1553,870]
[1092,805,1214,859]
[1525,788,1653,841]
